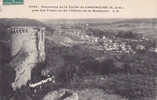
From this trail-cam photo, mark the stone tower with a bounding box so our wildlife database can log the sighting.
[8,26,46,90]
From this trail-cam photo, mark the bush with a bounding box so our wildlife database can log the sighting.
[105,74,156,99]
[116,31,141,39]
[118,53,157,76]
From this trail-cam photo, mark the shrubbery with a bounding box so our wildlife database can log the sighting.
[105,74,156,99]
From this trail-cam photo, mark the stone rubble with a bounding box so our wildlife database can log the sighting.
[42,89,79,100]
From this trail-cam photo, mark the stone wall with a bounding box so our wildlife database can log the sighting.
[7,26,46,90]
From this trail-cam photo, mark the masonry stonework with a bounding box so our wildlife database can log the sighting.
[8,26,46,90]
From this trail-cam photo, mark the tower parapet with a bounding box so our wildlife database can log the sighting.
[8,26,38,35]
[8,26,46,62]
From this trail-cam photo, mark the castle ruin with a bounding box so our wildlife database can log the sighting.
[7,26,46,90]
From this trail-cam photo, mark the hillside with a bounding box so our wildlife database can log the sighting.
[40,18,157,100]
[1,18,157,100]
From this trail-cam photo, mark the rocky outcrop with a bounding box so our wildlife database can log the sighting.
[42,88,127,100]
[42,89,79,100]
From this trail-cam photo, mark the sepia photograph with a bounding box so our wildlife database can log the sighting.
[0,18,157,100]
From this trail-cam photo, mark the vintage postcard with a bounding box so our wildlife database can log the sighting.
[0,0,157,100]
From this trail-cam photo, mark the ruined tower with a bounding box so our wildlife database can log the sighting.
[8,26,46,90]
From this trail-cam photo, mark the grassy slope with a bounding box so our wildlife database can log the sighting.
[42,18,157,100]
